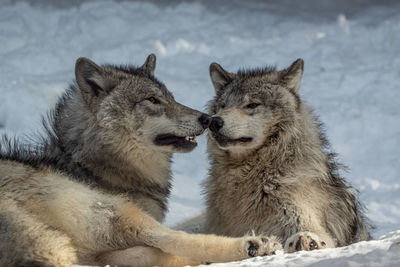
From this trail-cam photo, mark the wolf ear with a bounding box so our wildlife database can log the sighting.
[209,63,234,93]
[279,59,304,93]
[75,57,110,104]
[141,53,156,76]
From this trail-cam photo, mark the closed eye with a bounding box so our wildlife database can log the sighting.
[245,103,260,109]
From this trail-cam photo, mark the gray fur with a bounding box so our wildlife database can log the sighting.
[1,54,207,221]
[0,55,278,267]
[1,55,259,266]
[203,59,370,251]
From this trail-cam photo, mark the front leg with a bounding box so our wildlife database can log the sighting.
[97,246,201,267]
[113,201,281,263]
[39,183,279,265]
[98,238,282,267]
[284,231,332,253]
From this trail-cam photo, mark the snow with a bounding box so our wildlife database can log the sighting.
[1,0,399,265]
[200,230,400,267]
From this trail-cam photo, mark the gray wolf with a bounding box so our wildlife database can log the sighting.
[0,54,279,267]
[202,58,370,252]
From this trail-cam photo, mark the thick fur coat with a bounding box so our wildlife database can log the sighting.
[203,59,370,252]
[0,55,280,267]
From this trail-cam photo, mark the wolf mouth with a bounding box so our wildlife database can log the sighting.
[154,133,200,149]
[212,132,253,147]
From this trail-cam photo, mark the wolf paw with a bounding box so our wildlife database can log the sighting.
[284,231,327,253]
[260,236,283,255]
[243,235,283,257]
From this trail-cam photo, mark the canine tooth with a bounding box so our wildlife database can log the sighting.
[185,136,190,141]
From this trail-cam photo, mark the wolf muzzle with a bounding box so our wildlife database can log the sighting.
[209,116,224,132]
[198,114,212,129]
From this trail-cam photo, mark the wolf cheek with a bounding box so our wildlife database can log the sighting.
[142,106,211,153]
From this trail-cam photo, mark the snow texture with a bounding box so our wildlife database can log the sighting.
[0,0,399,265]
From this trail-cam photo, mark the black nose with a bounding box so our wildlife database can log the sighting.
[209,116,224,132]
[198,114,212,129]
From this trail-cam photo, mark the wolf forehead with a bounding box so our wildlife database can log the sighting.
[222,67,284,94]
[100,64,174,99]
[214,67,288,103]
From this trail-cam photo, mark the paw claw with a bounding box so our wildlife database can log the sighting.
[244,235,283,258]
[284,231,327,253]
[309,240,318,250]
[247,241,259,257]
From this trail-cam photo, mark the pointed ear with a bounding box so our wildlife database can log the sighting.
[209,63,234,93]
[75,57,110,102]
[141,53,156,75]
[279,59,304,93]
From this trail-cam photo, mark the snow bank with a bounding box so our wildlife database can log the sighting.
[200,230,400,267]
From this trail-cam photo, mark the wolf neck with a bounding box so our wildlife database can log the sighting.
[48,87,172,221]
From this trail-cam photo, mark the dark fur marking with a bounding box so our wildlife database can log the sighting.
[295,237,302,251]
[0,214,11,235]
[287,89,301,110]
[86,79,102,97]
[309,240,317,250]
[237,66,277,79]
[247,241,259,257]
[315,116,372,244]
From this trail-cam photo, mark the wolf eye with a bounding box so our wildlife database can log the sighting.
[246,103,260,109]
[147,97,160,104]
[220,104,226,109]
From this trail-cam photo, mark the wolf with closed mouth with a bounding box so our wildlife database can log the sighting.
[0,54,279,267]
[203,58,370,252]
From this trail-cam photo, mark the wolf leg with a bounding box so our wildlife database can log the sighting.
[0,199,78,267]
[26,173,274,264]
[112,202,279,263]
[97,246,201,267]
[284,231,334,252]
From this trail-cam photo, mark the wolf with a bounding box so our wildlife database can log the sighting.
[202,58,370,252]
[0,54,279,267]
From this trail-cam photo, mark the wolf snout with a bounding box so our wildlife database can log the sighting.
[209,116,224,132]
[198,114,212,129]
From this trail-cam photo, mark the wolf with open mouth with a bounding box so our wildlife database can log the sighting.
[203,58,370,252]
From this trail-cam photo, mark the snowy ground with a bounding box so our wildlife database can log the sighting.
[1,0,399,265]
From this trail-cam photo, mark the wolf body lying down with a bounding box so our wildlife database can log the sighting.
[0,55,279,267]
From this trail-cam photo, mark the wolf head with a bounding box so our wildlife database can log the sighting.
[207,59,304,156]
[72,54,211,154]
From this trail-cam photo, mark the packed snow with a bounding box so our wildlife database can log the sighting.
[0,0,399,266]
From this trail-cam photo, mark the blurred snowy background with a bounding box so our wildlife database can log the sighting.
[1,0,399,265]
